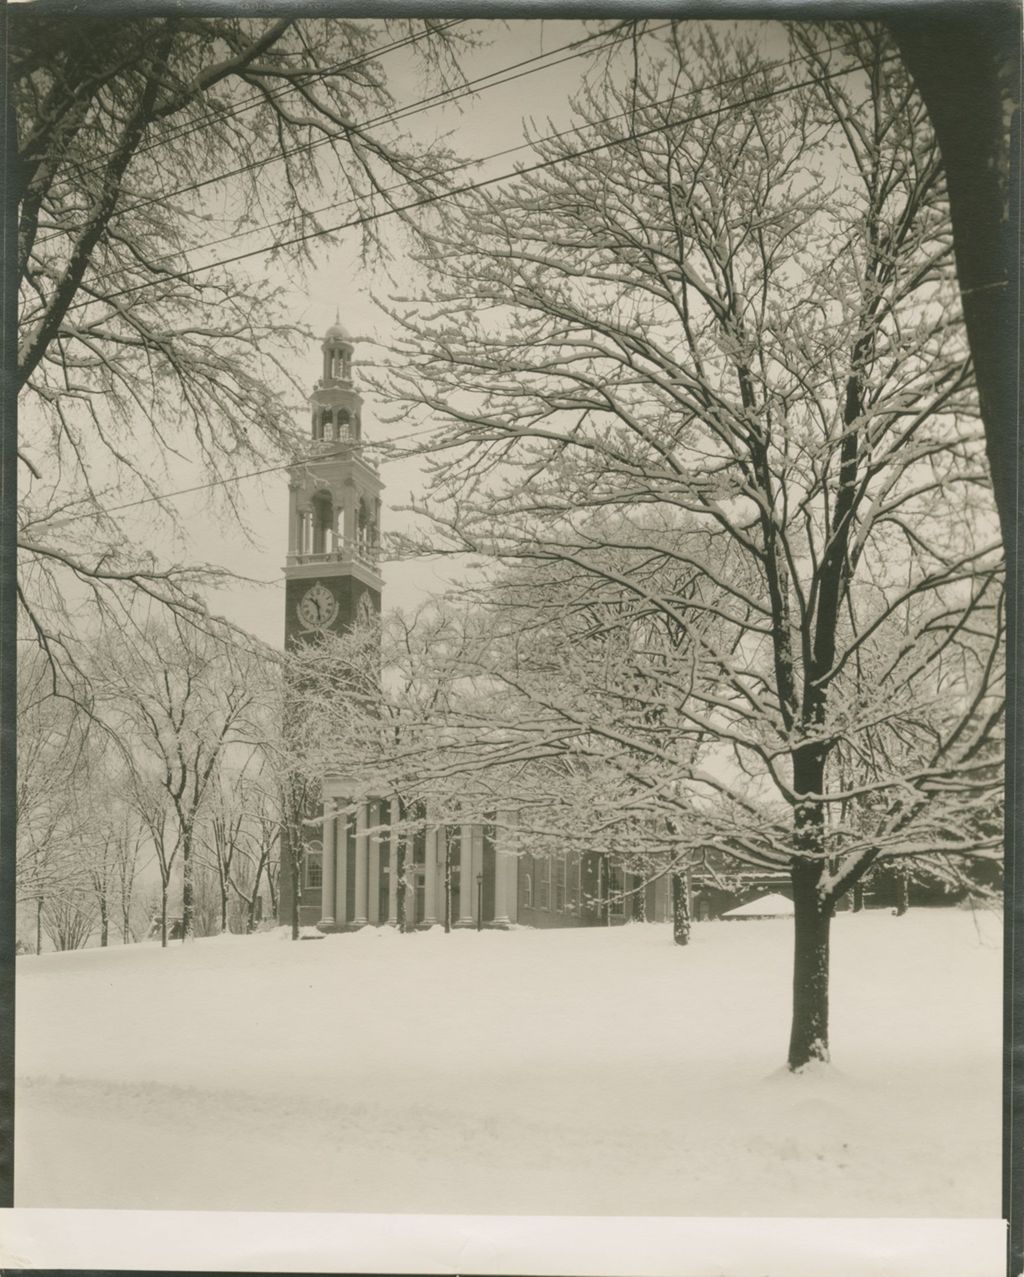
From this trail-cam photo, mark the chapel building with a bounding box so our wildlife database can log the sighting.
[277,325,682,932]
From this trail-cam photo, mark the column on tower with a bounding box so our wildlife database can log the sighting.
[287,484,299,556]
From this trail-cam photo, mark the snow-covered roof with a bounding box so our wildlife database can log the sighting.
[721,892,794,918]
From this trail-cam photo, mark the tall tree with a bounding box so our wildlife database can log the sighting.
[96,614,262,941]
[12,14,462,692]
[382,25,1004,1068]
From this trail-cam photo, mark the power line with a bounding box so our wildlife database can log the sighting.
[35,447,381,532]
[94,30,869,284]
[31,43,892,532]
[88,21,647,229]
[70,52,890,315]
[73,21,469,181]
[66,21,665,276]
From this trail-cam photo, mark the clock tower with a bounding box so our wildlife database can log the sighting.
[284,321,383,648]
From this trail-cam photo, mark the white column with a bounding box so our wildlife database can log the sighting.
[422,823,439,926]
[387,798,400,925]
[336,802,348,927]
[472,825,484,925]
[367,802,381,925]
[493,847,511,927]
[457,824,475,926]
[353,802,369,926]
[503,848,519,925]
[492,813,518,927]
[320,798,336,927]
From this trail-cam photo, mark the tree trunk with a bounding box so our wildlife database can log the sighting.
[181,832,194,940]
[788,857,832,1070]
[852,881,864,913]
[36,897,43,955]
[290,847,300,941]
[671,873,690,946]
[220,886,228,935]
[160,882,168,948]
[396,832,408,934]
[248,857,266,933]
[99,898,108,947]
[892,13,1018,551]
[634,874,647,923]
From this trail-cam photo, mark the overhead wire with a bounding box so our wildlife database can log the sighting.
[79,20,657,229]
[67,50,891,314]
[58,20,668,274]
[86,31,877,285]
[30,40,893,530]
[74,20,469,178]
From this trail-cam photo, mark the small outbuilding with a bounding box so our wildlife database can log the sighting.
[721,892,794,921]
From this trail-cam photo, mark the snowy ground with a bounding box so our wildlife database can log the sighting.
[15,908,1001,1217]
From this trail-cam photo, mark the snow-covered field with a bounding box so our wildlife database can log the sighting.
[15,908,1001,1218]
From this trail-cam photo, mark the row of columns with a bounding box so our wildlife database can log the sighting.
[291,505,357,558]
[318,798,518,929]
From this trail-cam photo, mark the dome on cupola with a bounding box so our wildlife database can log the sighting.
[324,319,353,343]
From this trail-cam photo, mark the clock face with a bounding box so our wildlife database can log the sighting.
[297,582,338,630]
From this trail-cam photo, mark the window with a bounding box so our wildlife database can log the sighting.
[565,855,579,913]
[305,840,323,889]
[411,800,427,866]
[523,855,534,908]
[553,857,566,912]
[609,864,625,917]
[537,855,551,910]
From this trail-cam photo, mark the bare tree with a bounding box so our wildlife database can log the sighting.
[41,893,96,952]
[16,649,96,948]
[96,614,263,942]
[12,14,465,694]
[380,25,1003,1069]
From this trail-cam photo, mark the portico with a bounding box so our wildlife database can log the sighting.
[317,778,519,930]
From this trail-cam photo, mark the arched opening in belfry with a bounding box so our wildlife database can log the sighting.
[312,490,334,555]
[328,347,351,381]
